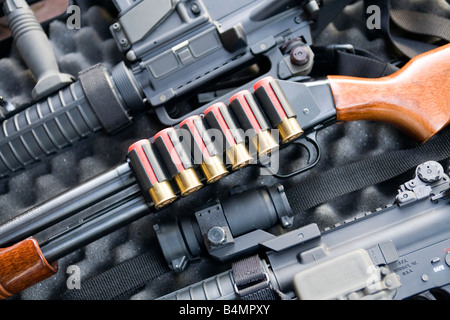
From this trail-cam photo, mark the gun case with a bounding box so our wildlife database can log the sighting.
[0,0,448,301]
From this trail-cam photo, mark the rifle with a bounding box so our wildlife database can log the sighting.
[0,42,449,299]
[158,160,450,300]
[0,0,318,178]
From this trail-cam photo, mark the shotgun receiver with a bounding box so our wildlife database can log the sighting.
[123,43,450,208]
[158,161,450,300]
[0,43,449,299]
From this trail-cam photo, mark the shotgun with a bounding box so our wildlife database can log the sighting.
[0,42,449,299]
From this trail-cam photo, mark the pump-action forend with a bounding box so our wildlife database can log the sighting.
[159,161,450,300]
[0,44,449,299]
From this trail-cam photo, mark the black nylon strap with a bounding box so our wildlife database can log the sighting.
[390,9,450,43]
[285,127,450,214]
[311,45,399,78]
[62,242,169,300]
[231,255,278,300]
[365,0,450,58]
[311,0,355,38]
[314,0,450,59]
[335,49,399,77]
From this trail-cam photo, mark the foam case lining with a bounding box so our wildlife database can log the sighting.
[0,0,448,300]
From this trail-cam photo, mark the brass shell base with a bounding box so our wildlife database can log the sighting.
[277,117,303,144]
[251,130,279,158]
[149,180,178,209]
[226,142,253,171]
[200,155,229,184]
[174,168,203,197]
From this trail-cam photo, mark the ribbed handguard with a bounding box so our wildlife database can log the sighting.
[157,270,238,300]
[0,62,144,178]
[0,81,102,177]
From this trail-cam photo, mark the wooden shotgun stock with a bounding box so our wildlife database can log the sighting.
[0,44,449,299]
[329,43,450,143]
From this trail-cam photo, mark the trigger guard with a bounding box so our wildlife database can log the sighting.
[259,131,321,179]
[293,131,320,164]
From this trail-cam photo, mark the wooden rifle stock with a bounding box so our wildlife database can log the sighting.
[0,238,57,299]
[328,43,450,143]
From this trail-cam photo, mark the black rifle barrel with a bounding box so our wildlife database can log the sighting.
[0,163,135,247]
[39,184,149,263]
